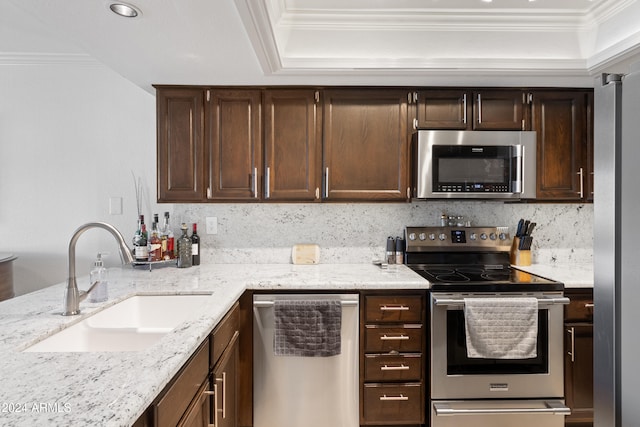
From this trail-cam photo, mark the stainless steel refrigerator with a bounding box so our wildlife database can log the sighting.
[594,62,640,427]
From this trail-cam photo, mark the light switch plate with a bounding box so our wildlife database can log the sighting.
[206,217,218,234]
[109,197,123,215]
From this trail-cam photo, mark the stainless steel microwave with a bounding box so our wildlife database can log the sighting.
[413,130,537,200]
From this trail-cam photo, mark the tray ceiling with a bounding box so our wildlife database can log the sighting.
[3,0,640,91]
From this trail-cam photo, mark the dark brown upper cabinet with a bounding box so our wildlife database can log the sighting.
[415,89,470,129]
[323,89,410,201]
[156,88,205,203]
[472,90,528,130]
[263,89,322,201]
[532,90,589,201]
[206,89,262,201]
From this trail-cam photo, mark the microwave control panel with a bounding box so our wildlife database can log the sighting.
[436,183,510,193]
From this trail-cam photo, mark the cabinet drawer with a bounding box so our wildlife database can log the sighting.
[365,326,423,353]
[565,291,593,322]
[364,354,422,382]
[155,340,209,427]
[211,302,239,367]
[365,295,423,323]
[363,383,424,425]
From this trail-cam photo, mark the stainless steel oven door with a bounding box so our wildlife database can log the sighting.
[431,399,570,427]
[430,292,568,399]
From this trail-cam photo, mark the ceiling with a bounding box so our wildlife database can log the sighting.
[3,0,640,93]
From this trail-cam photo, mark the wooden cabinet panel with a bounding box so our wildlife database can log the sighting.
[211,302,239,366]
[362,383,424,425]
[364,295,423,323]
[213,332,239,427]
[532,91,588,200]
[206,89,262,200]
[364,354,422,382]
[564,289,593,425]
[323,89,409,201]
[155,341,209,427]
[264,89,322,201]
[473,90,526,130]
[156,88,205,202]
[415,90,469,129]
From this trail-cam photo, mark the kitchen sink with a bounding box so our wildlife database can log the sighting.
[23,294,212,352]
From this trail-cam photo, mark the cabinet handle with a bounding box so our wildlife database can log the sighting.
[462,93,467,124]
[477,93,482,124]
[381,364,410,371]
[324,167,329,198]
[412,118,418,130]
[265,167,270,199]
[213,383,220,426]
[207,187,212,199]
[252,167,258,198]
[380,394,409,401]
[202,387,216,427]
[380,334,410,341]
[577,167,584,198]
[315,187,320,200]
[585,303,594,309]
[567,327,575,363]
[380,305,410,311]
[413,92,418,103]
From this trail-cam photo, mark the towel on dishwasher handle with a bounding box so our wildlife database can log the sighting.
[463,297,538,359]
[274,299,342,357]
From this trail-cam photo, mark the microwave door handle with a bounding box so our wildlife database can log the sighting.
[512,144,524,193]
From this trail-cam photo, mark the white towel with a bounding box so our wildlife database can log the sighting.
[464,297,538,359]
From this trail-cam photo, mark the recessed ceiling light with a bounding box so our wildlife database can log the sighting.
[109,3,140,18]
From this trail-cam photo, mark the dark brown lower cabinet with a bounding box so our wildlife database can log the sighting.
[133,302,240,427]
[564,289,593,426]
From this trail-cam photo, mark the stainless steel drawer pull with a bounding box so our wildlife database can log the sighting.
[380,394,409,401]
[585,303,594,308]
[380,305,410,311]
[567,327,575,363]
[380,334,409,341]
[381,364,410,371]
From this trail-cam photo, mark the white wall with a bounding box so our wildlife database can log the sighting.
[0,60,166,295]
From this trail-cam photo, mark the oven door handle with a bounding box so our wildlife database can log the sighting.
[433,400,571,416]
[432,296,570,308]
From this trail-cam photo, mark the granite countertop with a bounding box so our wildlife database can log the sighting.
[513,263,594,288]
[0,263,426,427]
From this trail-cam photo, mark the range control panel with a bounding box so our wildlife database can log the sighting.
[405,226,511,252]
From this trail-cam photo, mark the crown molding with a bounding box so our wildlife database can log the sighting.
[0,53,99,66]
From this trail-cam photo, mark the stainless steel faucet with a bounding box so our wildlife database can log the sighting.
[62,222,135,316]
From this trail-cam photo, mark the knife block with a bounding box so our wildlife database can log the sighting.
[510,237,532,266]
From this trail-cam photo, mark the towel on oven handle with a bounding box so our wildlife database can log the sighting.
[274,299,342,357]
[463,297,538,359]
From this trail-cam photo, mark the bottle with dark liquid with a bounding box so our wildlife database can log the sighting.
[191,223,200,265]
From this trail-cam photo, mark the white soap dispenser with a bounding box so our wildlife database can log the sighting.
[88,252,108,303]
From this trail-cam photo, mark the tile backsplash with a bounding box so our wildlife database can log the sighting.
[173,201,593,265]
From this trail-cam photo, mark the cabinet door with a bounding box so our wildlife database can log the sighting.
[564,323,594,424]
[213,332,239,427]
[206,89,262,200]
[156,88,205,202]
[415,90,470,129]
[178,381,211,427]
[532,91,588,200]
[264,89,322,201]
[473,90,526,130]
[323,89,410,201]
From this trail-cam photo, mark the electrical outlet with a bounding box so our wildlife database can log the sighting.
[206,217,218,234]
[109,197,123,215]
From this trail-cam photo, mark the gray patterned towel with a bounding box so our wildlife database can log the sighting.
[274,300,342,357]
[464,297,538,359]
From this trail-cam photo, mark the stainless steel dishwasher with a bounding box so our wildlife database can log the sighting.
[253,293,359,427]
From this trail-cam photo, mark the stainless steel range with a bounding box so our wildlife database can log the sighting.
[405,226,571,427]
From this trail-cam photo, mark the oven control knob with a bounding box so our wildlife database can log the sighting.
[480,233,487,240]
[428,233,436,240]
[499,232,507,240]
[489,232,497,240]
[408,232,416,241]
[419,233,427,241]
[438,233,447,241]
[469,233,477,240]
